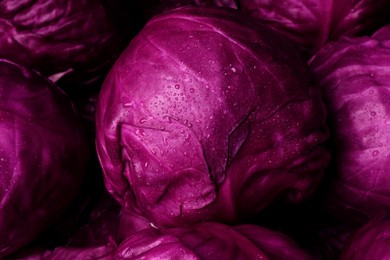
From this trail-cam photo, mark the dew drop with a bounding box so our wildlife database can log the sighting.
[190,88,195,93]
[371,111,376,116]
[174,84,180,89]
[372,150,379,157]
[150,223,158,229]
[163,116,172,123]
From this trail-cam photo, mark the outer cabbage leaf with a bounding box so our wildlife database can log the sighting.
[136,0,238,19]
[340,216,390,260]
[111,223,313,260]
[14,245,114,260]
[0,0,138,85]
[310,24,390,223]
[0,59,89,257]
[240,0,390,52]
[96,6,329,226]
[15,223,313,259]
[9,190,120,259]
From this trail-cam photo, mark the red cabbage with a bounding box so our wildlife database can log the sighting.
[0,59,89,257]
[310,25,390,223]
[240,0,390,52]
[96,6,329,227]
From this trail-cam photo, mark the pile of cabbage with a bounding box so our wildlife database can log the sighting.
[1,0,390,259]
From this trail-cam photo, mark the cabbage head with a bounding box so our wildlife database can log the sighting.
[96,6,329,227]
